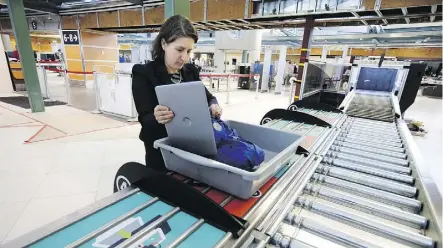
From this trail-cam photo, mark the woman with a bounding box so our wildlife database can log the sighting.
[132,15,222,172]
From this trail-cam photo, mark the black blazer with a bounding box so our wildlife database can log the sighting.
[132,59,217,145]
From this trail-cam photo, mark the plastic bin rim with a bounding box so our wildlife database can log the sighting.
[153,136,302,181]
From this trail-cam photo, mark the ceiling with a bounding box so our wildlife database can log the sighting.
[0,0,441,48]
[116,23,442,48]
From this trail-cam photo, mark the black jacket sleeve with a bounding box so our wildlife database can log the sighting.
[132,64,163,141]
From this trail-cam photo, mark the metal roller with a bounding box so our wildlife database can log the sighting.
[329,145,409,167]
[271,232,291,248]
[351,118,397,126]
[342,129,401,142]
[344,120,398,131]
[321,160,414,185]
[288,240,316,248]
[282,217,381,248]
[335,137,405,153]
[342,130,400,142]
[316,165,418,198]
[338,132,403,147]
[343,123,400,134]
[346,112,394,121]
[311,174,422,213]
[333,140,406,158]
[342,122,398,133]
[347,109,393,117]
[325,151,412,175]
[304,184,428,229]
[336,135,403,150]
[295,197,435,248]
[343,124,398,135]
[348,110,393,117]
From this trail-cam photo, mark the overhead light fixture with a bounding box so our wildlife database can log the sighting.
[360,38,363,40]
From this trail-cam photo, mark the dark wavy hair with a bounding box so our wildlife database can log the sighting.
[152,15,198,60]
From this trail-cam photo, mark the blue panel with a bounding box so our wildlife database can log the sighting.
[81,201,173,247]
[274,164,290,179]
[31,192,152,248]
[177,224,226,248]
[154,212,197,247]
[356,67,397,92]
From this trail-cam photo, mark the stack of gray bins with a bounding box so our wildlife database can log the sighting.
[346,93,394,122]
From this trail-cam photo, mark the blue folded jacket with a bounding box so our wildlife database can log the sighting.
[211,118,265,171]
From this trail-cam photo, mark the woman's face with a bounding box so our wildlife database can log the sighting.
[162,37,195,72]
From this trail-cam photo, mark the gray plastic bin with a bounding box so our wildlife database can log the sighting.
[153,120,302,199]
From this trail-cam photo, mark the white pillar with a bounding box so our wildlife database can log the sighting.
[0,37,13,93]
[321,46,328,62]
[1,34,12,51]
[214,49,225,73]
[275,46,287,94]
[261,47,272,92]
[214,30,262,64]
[342,45,349,63]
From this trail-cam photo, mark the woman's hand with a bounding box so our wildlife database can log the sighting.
[210,104,223,118]
[154,105,174,124]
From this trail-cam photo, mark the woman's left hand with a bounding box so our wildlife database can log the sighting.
[210,104,223,118]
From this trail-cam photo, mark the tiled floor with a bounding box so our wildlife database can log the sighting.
[0,85,440,245]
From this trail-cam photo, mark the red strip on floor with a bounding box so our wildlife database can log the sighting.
[24,125,47,143]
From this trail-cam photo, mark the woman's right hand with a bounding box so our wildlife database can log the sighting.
[154,105,174,124]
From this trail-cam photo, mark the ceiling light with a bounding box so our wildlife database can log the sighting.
[360,38,363,40]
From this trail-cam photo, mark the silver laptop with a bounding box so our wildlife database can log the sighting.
[155,81,217,156]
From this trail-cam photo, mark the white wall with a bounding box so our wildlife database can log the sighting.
[0,37,13,93]
[194,45,215,53]
[215,30,262,51]
[225,52,243,71]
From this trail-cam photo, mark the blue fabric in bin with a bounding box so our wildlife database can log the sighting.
[211,118,265,171]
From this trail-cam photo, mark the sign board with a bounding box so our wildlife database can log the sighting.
[62,30,80,45]
[31,20,37,30]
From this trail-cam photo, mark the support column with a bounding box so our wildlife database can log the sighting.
[214,49,225,73]
[241,50,248,63]
[165,0,190,18]
[275,45,287,94]
[261,47,272,92]
[0,36,13,93]
[321,46,328,62]
[294,16,314,101]
[1,34,12,51]
[7,0,44,112]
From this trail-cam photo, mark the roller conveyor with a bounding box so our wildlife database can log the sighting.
[256,116,441,248]
[2,106,441,248]
[345,92,396,122]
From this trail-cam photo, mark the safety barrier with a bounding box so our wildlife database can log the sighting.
[93,66,137,120]
[37,65,263,119]
[200,73,260,104]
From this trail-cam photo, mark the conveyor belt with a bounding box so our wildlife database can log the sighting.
[257,117,441,248]
[346,93,395,122]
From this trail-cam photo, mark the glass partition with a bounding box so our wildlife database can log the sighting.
[302,62,350,96]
